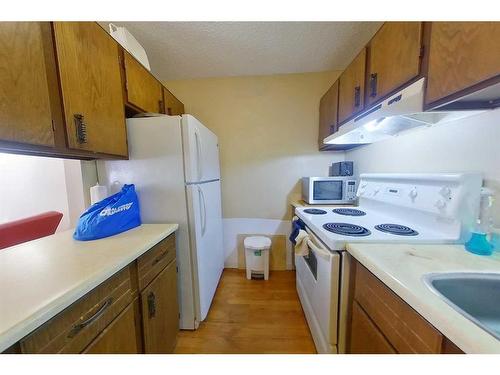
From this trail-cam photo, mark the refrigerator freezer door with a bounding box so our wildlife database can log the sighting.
[97,115,197,330]
[186,180,224,321]
[182,115,221,183]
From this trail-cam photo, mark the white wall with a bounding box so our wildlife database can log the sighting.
[0,154,74,231]
[346,108,500,226]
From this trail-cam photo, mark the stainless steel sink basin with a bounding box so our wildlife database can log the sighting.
[423,273,500,340]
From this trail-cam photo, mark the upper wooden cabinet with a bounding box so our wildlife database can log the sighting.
[318,80,339,149]
[425,22,500,106]
[53,22,128,156]
[366,22,422,105]
[124,52,163,113]
[338,48,367,124]
[163,87,185,116]
[0,23,56,147]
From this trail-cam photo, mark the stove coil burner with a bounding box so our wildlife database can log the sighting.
[303,208,327,215]
[323,223,371,237]
[332,208,366,216]
[375,224,419,236]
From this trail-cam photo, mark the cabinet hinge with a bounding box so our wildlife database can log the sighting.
[419,45,425,59]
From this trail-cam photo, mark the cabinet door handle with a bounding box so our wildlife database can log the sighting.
[354,86,361,107]
[159,100,165,114]
[147,292,156,319]
[74,114,87,144]
[329,124,336,134]
[67,297,113,338]
[369,73,378,98]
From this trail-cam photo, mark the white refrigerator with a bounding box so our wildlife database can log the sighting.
[97,114,224,330]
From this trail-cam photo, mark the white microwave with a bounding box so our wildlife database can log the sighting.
[302,177,357,204]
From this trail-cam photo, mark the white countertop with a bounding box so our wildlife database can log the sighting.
[0,223,178,352]
[346,242,500,353]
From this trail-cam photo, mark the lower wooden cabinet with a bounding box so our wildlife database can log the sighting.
[13,232,179,354]
[141,259,179,354]
[347,258,464,354]
[83,301,139,354]
[350,301,396,354]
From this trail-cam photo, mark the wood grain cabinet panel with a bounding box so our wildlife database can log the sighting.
[353,263,442,353]
[318,80,339,149]
[20,267,133,354]
[124,52,163,113]
[338,48,366,124]
[367,22,422,105]
[349,301,396,354]
[163,87,185,115]
[82,301,139,354]
[0,22,55,147]
[141,259,179,353]
[425,22,500,106]
[53,22,127,156]
[137,234,176,291]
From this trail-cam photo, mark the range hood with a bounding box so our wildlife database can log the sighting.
[323,78,486,147]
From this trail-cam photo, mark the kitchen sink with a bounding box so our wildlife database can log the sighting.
[423,273,500,340]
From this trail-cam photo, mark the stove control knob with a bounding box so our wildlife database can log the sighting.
[439,186,452,199]
[409,188,418,200]
[434,199,447,210]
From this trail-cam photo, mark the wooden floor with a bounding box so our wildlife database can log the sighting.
[174,269,316,354]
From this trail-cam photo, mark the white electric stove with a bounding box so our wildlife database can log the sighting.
[294,173,483,354]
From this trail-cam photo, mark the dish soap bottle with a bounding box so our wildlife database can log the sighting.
[465,187,494,256]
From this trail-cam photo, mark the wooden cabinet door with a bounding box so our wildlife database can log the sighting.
[140,260,179,353]
[53,22,127,156]
[338,48,366,124]
[83,302,139,354]
[0,22,55,147]
[349,301,396,354]
[163,87,185,115]
[367,22,422,105]
[318,80,339,149]
[425,22,500,106]
[124,52,163,113]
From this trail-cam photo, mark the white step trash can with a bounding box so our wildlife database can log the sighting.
[244,236,272,280]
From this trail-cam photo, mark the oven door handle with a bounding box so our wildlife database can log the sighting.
[306,238,332,261]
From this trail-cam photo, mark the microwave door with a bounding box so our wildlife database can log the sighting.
[313,180,343,204]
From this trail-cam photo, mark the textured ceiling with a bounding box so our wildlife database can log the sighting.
[102,22,382,81]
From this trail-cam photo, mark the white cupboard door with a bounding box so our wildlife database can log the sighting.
[182,115,221,183]
[186,180,224,321]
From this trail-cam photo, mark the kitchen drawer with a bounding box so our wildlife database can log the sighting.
[137,233,176,290]
[349,301,396,354]
[20,267,133,354]
[354,263,442,353]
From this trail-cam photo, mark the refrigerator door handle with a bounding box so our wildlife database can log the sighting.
[195,129,203,181]
[198,185,207,235]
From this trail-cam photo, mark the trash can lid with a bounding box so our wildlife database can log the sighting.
[244,236,271,250]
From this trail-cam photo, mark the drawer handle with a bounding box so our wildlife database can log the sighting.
[67,297,113,338]
[152,250,169,266]
[147,292,156,319]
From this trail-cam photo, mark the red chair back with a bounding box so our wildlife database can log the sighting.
[0,211,63,250]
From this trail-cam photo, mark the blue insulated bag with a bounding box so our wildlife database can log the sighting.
[73,184,141,241]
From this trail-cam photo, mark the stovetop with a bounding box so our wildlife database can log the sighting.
[295,205,459,251]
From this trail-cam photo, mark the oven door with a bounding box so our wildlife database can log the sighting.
[295,227,340,353]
